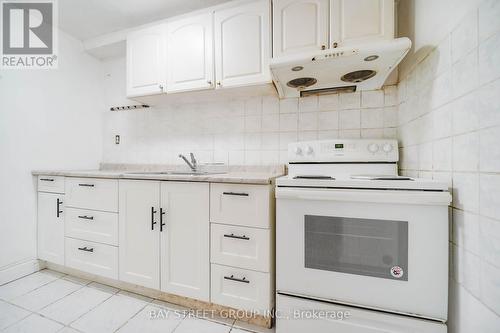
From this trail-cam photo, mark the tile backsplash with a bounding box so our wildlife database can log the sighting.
[397,0,500,330]
[102,68,398,166]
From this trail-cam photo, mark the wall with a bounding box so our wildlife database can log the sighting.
[0,30,104,277]
[397,0,500,331]
[101,57,399,166]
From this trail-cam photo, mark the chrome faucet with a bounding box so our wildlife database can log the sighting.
[178,153,197,172]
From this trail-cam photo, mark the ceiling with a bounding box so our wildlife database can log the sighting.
[58,0,234,41]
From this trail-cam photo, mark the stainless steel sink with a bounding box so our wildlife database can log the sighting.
[124,171,226,176]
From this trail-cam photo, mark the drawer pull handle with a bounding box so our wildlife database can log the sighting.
[40,178,54,182]
[224,275,249,284]
[78,183,95,187]
[151,207,157,230]
[223,233,250,240]
[56,198,63,218]
[77,247,94,252]
[222,192,249,197]
[160,208,166,232]
[78,215,94,220]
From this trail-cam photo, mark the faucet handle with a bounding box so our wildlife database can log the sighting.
[190,152,197,165]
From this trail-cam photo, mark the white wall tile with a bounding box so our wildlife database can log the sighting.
[477,78,500,129]
[339,92,361,110]
[279,113,298,131]
[451,12,478,63]
[318,111,339,130]
[279,98,298,114]
[339,110,361,129]
[279,132,297,150]
[453,209,480,255]
[384,85,398,106]
[480,174,500,220]
[339,129,360,139]
[480,261,500,315]
[453,172,479,213]
[453,132,479,172]
[361,128,384,139]
[244,97,262,116]
[383,106,398,128]
[361,90,384,108]
[244,115,262,133]
[261,114,279,132]
[419,142,433,170]
[479,216,500,268]
[298,112,318,130]
[452,92,479,135]
[479,126,500,172]
[452,49,478,98]
[361,108,384,129]
[479,31,500,85]
[479,0,500,42]
[318,130,339,139]
[318,94,339,111]
[433,103,453,139]
[433,138,453,171]
[261,132,280,150]
[262,96,279,114]
[298,96,318,112]
[452,245,481,297]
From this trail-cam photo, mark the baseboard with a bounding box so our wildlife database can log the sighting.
[0,259,42,285]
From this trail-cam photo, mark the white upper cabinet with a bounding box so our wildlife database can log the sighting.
[214,0,271,88]
[126,25,166,97]
[160,182,209,301]
[272,0,329,57]
[166,13,214,93]
[273,0,394,57]
[330,0,394,46]
[119,180,161,290]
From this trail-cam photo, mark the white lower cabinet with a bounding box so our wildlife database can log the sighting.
[38,192,65,265]
[65,208,118,246]
[119,180,161,289]
[65,237,118,279]
[211,264,272,313]
[119,180,210,300]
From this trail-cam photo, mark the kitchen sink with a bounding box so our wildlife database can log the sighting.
[124,171,226,176]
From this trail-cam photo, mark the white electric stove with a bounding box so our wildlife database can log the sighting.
[275,139,452,333]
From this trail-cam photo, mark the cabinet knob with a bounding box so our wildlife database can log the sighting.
[332,42,338,48]
[216,81,221,86]
[207,80,212,85]
[321,45,326,50]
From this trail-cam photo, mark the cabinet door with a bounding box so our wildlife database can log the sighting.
[166,12,214,93]
[272,0,329,57]
[214,0,271,88]
[119,180,161,289]
[330,0,394,47]
[38,192,64,265]
[126,25,166,97]
[160,182,209,301]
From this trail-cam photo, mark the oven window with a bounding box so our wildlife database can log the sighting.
[304,215,408,281]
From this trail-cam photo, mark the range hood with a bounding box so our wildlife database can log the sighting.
[270,37,411,98]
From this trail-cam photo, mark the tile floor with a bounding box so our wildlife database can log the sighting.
[0,270,275,333]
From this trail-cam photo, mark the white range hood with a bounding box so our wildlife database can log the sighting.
[270,37,412,98]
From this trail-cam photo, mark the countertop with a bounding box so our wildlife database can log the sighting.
[32,165,285,185]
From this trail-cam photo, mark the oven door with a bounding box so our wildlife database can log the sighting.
[276,186,451,321]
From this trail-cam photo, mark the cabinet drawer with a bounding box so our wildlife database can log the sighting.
[210,184,272,228]
[65,178,118,212]
[65,208,118,246]
[211,224,271,272]
[211,264,272,313]
[65,237,118,279]
[38,176,65,193]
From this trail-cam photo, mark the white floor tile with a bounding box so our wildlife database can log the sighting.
[151,299,189,313]
[57,327,82,333]
[174,317,232,333]
[116,304,183,333]
[0,300,31,330]
[3,313,63,333]
[87,282,119,295]
[0,270,63,301]
[71,291,150,333]
[39,286,113,325]
[61,275,91,286]
[11,279,83,311]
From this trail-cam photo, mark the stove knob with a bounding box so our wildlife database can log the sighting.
[368,143,379,153]
[383,143,393,153]
[294,147,303,155]
[305,146,314,155]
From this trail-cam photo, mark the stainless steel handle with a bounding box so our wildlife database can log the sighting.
[77,247,94,252]
[223,275,249,284]
[56,198,63,218]
[223,233,250,241]
[78,183,94,187]
[78,215,94,220]
[151,207,157,230]
[160,208,166,232]
[40,178,54,182]
[222,192,249,197]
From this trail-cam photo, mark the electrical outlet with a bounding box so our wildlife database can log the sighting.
[115,135,120,144]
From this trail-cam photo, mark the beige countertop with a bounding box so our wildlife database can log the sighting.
[32,165,285,185]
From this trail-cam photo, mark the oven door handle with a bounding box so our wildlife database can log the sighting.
[275,188,451,205]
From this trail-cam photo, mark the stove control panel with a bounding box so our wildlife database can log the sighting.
[288,139,398,163]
